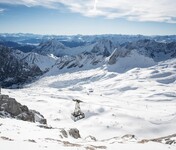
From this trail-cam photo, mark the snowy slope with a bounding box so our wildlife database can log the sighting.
[1,49,176,150]
[13,50,57,72]
[107,49,156,73]
[1,34,176,149]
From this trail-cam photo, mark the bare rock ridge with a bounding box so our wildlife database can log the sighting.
[139,133,176,145]
[108,48,130,65]
[0,94,46,124]
[60,128,81,139]
[0,45,42,88]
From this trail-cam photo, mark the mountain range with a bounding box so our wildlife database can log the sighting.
[0,34,176,149]
[0,34,176,87]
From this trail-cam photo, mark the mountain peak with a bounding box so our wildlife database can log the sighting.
[34,39,67,56]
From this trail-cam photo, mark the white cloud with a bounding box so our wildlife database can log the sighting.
[0,8,5,13]
[0,0,176,23]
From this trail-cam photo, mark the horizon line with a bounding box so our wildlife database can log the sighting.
[0,32,176,37]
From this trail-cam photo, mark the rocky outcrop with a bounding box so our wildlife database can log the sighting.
[60,129,68,138]
[68,128,81,139]
[56,53,103,70]
[0,45,42,87]
[59,128,81,139]
[85,135,97,141]
[108,48,131,65]
[0,94,47,124]
[139,133,176,145]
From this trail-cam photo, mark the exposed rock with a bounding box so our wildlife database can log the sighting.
[2,98,23,116]
[85,145,107,150]
[123,39,176,61]
[91,39,116,57]
[37,125,53,129]
[60,129,68,138]
[0,136,14,141]
[0,94,46,124]
[16,111,34,122]
[56,54,103,70]
[85,135,97,141]
[31,110,47,124]
[68,128,81,139]
[62,141,81,147]
[25,139,37,143]
[85,146,96,150]
[13,50,57,72]
[90,145,107,149]
[121,134,136,140]
[139,133,176,145]
[0,45,42,88]
[108,48,130,65]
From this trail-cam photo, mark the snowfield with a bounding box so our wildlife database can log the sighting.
[0,57,176,150]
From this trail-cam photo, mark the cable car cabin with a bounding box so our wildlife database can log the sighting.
[71,99,85,122]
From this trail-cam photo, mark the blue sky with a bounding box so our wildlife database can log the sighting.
[0,0,176,35]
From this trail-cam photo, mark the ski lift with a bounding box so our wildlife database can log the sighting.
[71,99,85,122]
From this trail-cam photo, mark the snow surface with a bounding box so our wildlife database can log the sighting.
[13,50,57,71]
[0,57,176,149]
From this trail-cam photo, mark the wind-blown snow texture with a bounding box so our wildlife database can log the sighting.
[0,34,176,150]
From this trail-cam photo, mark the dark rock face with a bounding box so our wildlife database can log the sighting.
[68,128,81,139]
[108,48,131,65]
[91,39,115,57]
[56,54,103,70]
[30,110,47,124]
[123,40,176,61]
[0,94,47,124]
[0,45,42,87]
[60,129,68,138]
[121,134,136,140]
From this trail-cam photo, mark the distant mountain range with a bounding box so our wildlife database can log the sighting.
[0,33,176,87]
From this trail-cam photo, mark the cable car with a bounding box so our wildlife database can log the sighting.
[71,99,85,122]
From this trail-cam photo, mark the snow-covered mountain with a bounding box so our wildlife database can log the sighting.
[0,45,42,87]
[34,38,117,57]
[1,34,176,150]
[1,36,176,88]
[13,50,57,72]
[1,54,176,150]
[33,39,67,56]
[1,33,176,45]
[31,38,176,73]
[123,39,176,61]
[35,39,96,57]
[91,39,117,56]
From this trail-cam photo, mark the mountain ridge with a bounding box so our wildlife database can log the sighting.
[1,35,176,87]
